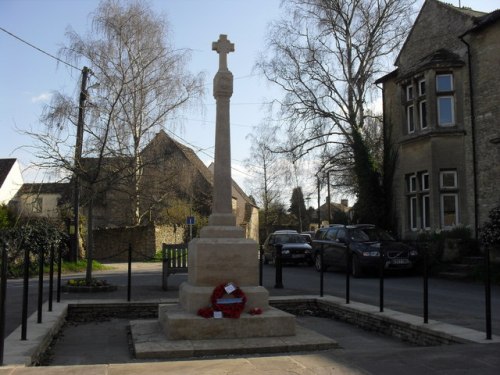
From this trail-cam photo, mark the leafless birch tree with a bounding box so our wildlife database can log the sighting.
[257,0,415,226]
[33,0,204,282]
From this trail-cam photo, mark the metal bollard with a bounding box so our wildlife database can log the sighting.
[21,246,29,340]
[345,248,350,304]
[37,249,44,324]
[48,244,54,312]
[259,245,264,286]
[379,247,385,312]
[423,243,429,324]
[127,243,132,302]
[319,244,324,297]
[0,241,8,364]
[274,244,283,289]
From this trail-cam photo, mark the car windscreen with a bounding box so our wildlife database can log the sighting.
[275,234,307,244]
[350,227,395,242]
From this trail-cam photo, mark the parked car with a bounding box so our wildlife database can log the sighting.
[262,230,313,266]
[300,231,315,245]
[312,224,419,277]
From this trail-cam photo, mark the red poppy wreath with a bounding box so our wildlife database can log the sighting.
[197,282,247,319]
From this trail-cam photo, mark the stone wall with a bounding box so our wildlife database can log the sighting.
[93,224,185,262]
[468,22,500,227]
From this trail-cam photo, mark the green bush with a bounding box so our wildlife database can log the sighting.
[480,206,500,247]
[0,204,14,229]
[0,217,68,277]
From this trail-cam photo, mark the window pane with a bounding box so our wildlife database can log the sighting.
[422,173,429,190]
[423,195,430,229]
[438,97,454,125]
[420,101,427,129]
[407,105,415,132]
[406,85,414,100]
[441,171,457,188]
[419,80,426,95]
[436,74,453,92]
[410,197,417,230]
[409,175,417,192]
[442,195,458,227]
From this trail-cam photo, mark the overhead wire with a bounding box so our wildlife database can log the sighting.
[1,26,265,180]
[0,26,81,71]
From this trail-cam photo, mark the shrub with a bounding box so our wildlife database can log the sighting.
[480,206,500,247]
[0,217,68,277]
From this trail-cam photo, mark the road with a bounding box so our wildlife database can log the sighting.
[2,262,498,339]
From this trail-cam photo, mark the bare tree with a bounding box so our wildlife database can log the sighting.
[33,0,204,282]
[257,0,415,226]
[61,0,204,226]
[245,124,291,238]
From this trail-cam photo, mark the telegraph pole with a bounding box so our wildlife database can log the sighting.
[72,66,90,262]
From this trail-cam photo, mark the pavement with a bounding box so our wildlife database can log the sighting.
[1,262,500,374]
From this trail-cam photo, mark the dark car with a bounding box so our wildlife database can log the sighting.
[262,230,313,266]
[312,224,418,277]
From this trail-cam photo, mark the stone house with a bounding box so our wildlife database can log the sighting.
[376,0,500,238]
[0,158,23,206]
[84,130,259,242]
[13,183,71,219]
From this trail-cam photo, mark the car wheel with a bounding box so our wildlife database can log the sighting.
[314,254,324,272]
[351,255,363,278]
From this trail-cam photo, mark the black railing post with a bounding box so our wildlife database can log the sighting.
[274,244,283,289]
[127,243,132,302]
[423,242,429,324]
[48,244,54,312]
[0,241,8,365]
[319,244,324,297]
[37,248,44,323]
[379,247,385,312]
[259,245,263,286]
[21,246,29,340]
[484,245,492,340]
[345,247,350,304]
[57,243,62,303]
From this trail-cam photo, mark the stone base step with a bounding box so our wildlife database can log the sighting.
[159,304,295,340]
[131,319,339,359]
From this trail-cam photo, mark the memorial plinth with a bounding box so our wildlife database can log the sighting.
[158,34,295,341]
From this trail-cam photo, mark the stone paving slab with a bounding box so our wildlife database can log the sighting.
[131,319,339,359]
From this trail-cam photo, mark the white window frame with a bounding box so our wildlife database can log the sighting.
[440,170,457,189]
[422,194,430,229]
[407,104,415,133]
[437,96,455,126]
[440,193,459,228]
[419,100,427,129]
[421,172,429,191]
[410,196,418,231]
[418,79,426,96]
[406,84,414,101]
[436,74,454,92]
[409,174,417,192]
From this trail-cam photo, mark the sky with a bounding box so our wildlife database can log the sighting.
[1,0,498,204]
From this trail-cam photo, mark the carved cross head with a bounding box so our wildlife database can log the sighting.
[212,34,234,71]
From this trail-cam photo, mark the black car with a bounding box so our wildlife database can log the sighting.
[312,224,418,277]
[262,230,313,266]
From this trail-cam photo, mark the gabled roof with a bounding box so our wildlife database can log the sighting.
[17,182,71,196]
[143,130,214,186]
[147,130,257,209]
[394,0,486,67]
[464,9,500,35]
[0,158,16,189]
[397,48,465,81]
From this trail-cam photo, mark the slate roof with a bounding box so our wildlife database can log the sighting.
[0,158,16,189]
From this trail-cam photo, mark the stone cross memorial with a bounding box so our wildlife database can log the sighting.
[157,34,295,341]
